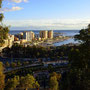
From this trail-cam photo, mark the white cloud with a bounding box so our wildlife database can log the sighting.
[4,19,90,30]
[9,0,29,3]
[12,6,23,11]
[0,6,23,12]
[23,0,28,3]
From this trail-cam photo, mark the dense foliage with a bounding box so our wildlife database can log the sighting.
[75,24,90,44]
[0,26,9,46]
[0,0,9,47]
[0,62,5,90]
[49,72,61,90]
[0,0,90,89]
[0,61,40,90]
[0,0,3,22]
[61,24,90,90]
[5,74,40,90]
[2,44,72,59]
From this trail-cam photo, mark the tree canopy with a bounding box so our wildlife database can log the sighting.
[66,24,90,90]
[75,24,90,44]
[20,74,40,90]
[50,76,58,90]
[0,0,9,47]
[5,76,20,90]
[0,0,3,22]
[0,62,5,90]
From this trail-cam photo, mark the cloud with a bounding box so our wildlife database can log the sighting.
[4,19,90,30]
[23,0,28,3]
[9,0,29,3]
[0,6,23,12]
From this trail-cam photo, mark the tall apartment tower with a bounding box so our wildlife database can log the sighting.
[40,31,48,39]
[23,31,35,41]
[48,30,53,39]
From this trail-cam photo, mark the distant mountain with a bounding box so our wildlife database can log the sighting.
[10,26,80,31]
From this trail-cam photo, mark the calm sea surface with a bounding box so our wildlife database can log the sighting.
[9,30,80,46]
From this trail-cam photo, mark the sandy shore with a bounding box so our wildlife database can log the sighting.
[38,36,71,46]
[51,37,71,44]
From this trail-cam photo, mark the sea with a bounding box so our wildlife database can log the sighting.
[9,30,80,46]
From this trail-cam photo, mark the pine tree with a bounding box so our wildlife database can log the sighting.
[0,62,5,90]
[5,76,20,90]
[19,74,40,90]
[67,24,90,90]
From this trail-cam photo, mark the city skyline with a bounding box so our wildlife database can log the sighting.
[1,0,90,30]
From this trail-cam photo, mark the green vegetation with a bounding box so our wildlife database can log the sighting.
[50,75,58,90]
[0,62,5,90]
[0,0,90,89]
[60,24,90,90]
[2,44,71,59]
[0,25,9,46]
[0,61,40,90]
[0,0,9,47]
[20,74,40,90]
[5,74,40,90]
[75,24,90,44]
[0,0,3,22]
[5,76,20,90]
[49,72,61,90]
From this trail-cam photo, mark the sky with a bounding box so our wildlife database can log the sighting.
[0,0,90,30]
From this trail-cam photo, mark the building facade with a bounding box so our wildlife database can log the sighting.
[0,34,14,51]
[48,30,53,39]
[23,31,35,41]
[40,31,48,39]
[8,34,14,47]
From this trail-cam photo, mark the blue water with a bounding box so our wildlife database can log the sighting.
[54,38,79,46]
[9,30,79,36]
[9,30,80,46]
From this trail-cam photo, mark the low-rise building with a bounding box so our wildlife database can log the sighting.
[8,34,14,47]
[0,34,14,52]
[3,34,14,47]
[14,41,21,44]
[20,39,27,44]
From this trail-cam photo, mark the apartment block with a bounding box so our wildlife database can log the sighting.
[23,31,35,41]
[40,31,48,39]
[48,30,53,39]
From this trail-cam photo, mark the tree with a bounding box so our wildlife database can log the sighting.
[66,24,90,90]
[0,62,5,90]
[5,76,20,90]
[5,62,10,67]
[0,0,4,22]
[17,61,21,67]
[20,74,40,90]
[0,13,4,22]
[11,62,17,68]
[50,72,61,81]
[49,76,58,90]
[0,0,9,47]
[50,72,61,90]
[75,24,90,44]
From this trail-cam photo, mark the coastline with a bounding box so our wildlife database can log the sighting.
[38,36,71,46]
[52,37,71,44]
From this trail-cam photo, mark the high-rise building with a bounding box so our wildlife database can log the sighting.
[40,31,48,39]
[48,30,53,39]
[23,31,35,41]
